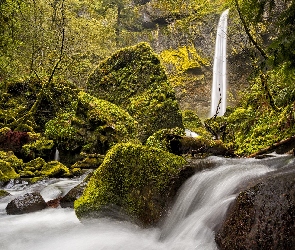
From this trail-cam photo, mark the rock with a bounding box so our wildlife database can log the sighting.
[40,161,72,178]
[60,171,93,208]
[87,42,183,142]
[74,142,187,226]
[60,182,87,208]
[6,192,47,215]
[215,166,295,250]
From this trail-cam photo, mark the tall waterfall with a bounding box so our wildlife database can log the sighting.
[211,9,229,117]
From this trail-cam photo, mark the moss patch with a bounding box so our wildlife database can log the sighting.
[74,142,186,225]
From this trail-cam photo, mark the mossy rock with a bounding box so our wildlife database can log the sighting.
[87,42,183,142]
[145,127,184,153]
[74,142,186,226]
[0,151,23,172]
[21,138,54,161]
[20,157,46,177]
[71,154,104,169]
[45,91,139,163]
[0,160,20,182]
[40,161,72,178]
[0,189,10,197]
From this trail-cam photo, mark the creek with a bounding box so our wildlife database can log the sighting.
[1,154,293,250]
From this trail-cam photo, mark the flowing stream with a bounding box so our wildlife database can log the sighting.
[0,154,293,250]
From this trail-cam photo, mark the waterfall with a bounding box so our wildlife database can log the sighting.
[1,155,292,250]
[54,148,60,161]
[211,9,229,117]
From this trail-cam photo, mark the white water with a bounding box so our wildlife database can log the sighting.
[54,148,60,161]
[0,155,293,250]
[211,10,229,117]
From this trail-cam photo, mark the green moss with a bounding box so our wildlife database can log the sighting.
[40,161,72,178]
[24,157,46,172]
[87,42,183,142]
[74,142,186,225]
[0,160,20,181]
[0,189,10,197]
[182,110,211,138]
[0,78,79,132]
[71,154,104,169]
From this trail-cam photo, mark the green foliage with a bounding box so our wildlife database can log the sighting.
[87,42,183,142]
[0,78,79,131]
[74,142,186,225]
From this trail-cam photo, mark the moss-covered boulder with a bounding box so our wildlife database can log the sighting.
[21,137,54,161]
[74,142,186,225]
[40,161,72,178]
[45,92,139,165]
[71,153,104,169]
[19,157,46,178]
[87,42,183,142]
[0,160,20,182]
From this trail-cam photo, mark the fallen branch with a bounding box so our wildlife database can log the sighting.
[249,135,295,158]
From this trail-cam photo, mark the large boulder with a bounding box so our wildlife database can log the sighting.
[6,192,47,215]
[87,42,183,142]
[216,166,295,250]
[74,142,187,226]
[45,92,138,165]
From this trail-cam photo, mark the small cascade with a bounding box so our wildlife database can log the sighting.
[54,148,60,161]
[211,9,229,117]
[0,155,292,250]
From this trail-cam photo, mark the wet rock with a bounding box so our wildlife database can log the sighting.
[47,197,61,208]
[216,166,295,250]
[60,182,88,208]
[6,192,47,215]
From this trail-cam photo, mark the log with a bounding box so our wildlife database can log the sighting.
[249,135,295,158]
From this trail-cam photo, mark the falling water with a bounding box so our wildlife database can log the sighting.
[54,148,60,161]
[1,154,293,250]
[211,9,229,117]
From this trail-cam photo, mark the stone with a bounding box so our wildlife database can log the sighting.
[6,192,47,215]
[216,166,295,250]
